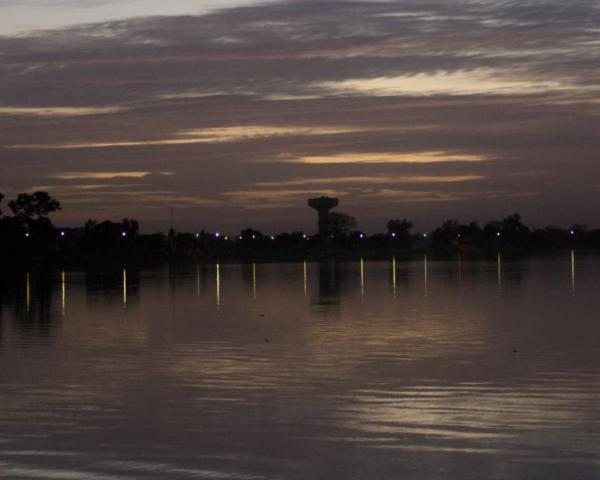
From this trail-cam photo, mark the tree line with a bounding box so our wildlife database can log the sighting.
[1,191,598,262]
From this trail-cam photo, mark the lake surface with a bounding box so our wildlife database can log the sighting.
[1,255,600,479]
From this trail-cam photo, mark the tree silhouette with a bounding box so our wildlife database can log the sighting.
[9,192,61,221]
[329,212,357,238]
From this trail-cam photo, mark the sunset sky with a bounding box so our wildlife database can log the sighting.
[1,0,599,233]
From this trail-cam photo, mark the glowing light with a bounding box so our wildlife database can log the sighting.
[121,232,127,237]
[570,230,575,235]
[391,233,396,238]
[423,233,428,238]
[215,232,220,238]
[252,234,256,239]
[60,231,65,237]
[497,232,501,237]
[359,233,365,239]
[270,236,275,240]
[195,233,200,238]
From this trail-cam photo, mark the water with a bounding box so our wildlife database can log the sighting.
[1,255,600,479]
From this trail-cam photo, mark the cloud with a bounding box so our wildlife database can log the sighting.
[315,69,576,97]
[0,0,598,231]
[286,152,489,165]
[5,126,363,149]
[51,171,173,180]
[253,175,486,187]
[0,106,125,117]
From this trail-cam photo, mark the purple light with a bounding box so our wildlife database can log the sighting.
[252,235,256,239]
[570,230,575,235]
[391,233,396,238]
[121,232,127,237]
[359,234,364,239]
[60,231,65,237]
[215,232,220,238]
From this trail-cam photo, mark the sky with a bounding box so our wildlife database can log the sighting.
[1,0,599,234]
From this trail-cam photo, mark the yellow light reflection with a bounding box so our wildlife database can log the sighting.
[424,255,429,297]
[216,263,221,308]
[392,256,397,297]
[252,262,257,300]
[458,254,463,286]
[197,263,201,298]
[61,271,66,316]
[497,252,502,293]
[360,258,365,297]
[571,250,576,296]
[26,272,31,313]
[122,268,127,308]
[303,261,308,296]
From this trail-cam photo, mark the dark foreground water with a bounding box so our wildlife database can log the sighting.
[1,255,600,479]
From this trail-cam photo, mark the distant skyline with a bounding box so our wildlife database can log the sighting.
[1,0,599,233]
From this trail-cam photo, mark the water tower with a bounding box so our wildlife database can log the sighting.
[308,196,338,239]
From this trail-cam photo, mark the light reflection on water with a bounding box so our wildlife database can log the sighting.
[1,257,600,479]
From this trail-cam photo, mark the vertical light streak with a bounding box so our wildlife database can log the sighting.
[252,262,257,300]
[392,256,397,297]
[571,249,576,296]
[122,268,127,307]
[497,252,502,293]
[196,263,201,298]
[26,272,31,313]
[424,255,428,297]
[458,253,463,286]
[360,258,365,297]
[303,260,308,296]
[61,271,66,316]
[216,262,221,308]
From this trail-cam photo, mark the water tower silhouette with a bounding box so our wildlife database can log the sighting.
[308,196,338,241]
